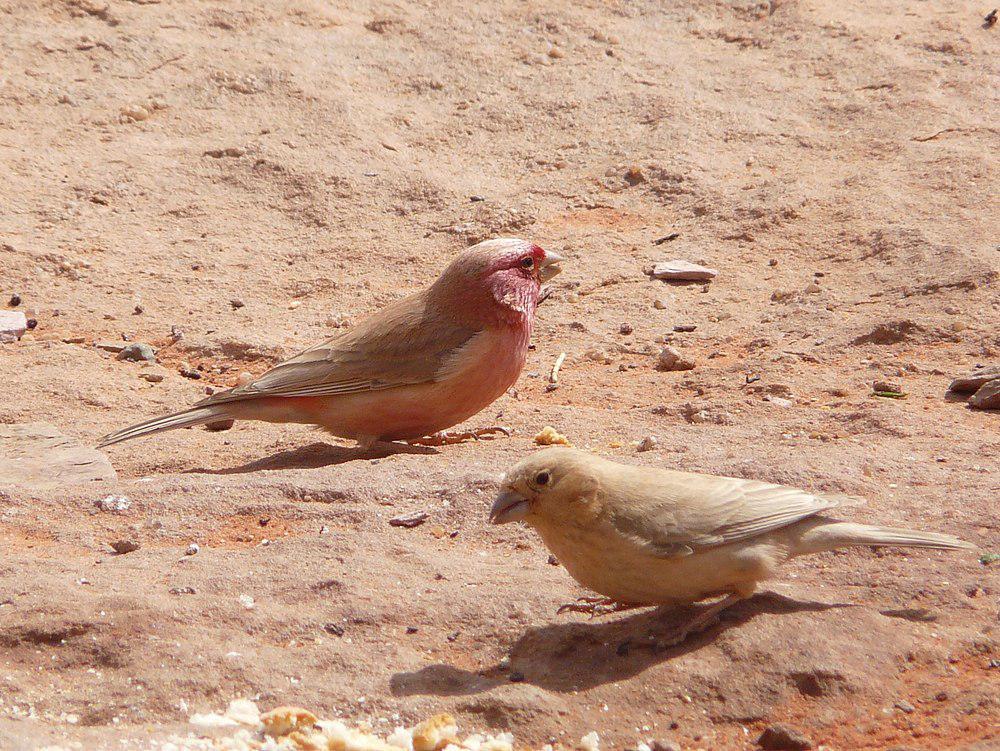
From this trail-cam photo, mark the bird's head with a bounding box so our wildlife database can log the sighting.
[433,238,564,326]
[490,447,603,528]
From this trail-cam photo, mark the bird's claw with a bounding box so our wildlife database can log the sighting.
[408,426,512,447]
[556,597,635,618]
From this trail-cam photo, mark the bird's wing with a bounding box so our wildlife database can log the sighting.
[197,291,479,405]
[606,469,844,557]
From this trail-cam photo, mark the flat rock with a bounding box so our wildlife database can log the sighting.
[0,310,27,341]
[949,365,1000,394]
[0,423,116,489]
[651,259,718,281]
[968,378,1000,410]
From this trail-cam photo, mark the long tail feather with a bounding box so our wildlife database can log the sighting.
[794,521,974,556]
[96,406,230,448]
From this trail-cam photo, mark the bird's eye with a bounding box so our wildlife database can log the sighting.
[520,256,534,269]
[534,471,550,486]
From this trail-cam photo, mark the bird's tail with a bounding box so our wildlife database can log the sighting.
[96,406,232,448]
[792,520,974,556]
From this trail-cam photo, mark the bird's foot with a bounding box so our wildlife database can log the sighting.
[408,426,512,447]
[557,596,639,618]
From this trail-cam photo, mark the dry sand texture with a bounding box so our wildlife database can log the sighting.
[1,0,999,749]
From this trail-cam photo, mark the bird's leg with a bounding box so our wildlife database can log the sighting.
[408,426,512,446]
[657,590,750,648]
[557,596,644,618]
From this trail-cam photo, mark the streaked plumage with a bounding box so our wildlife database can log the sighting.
[491,448,973,641]
[98,238,563,449]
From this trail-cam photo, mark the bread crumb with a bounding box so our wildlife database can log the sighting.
[261,706,318,737]
[533,426,572,446]
[412,713,458,751]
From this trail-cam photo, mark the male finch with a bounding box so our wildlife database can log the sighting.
[492,447,973,645]
[98,238,563,450]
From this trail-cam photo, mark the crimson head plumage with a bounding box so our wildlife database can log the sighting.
[431,238,564,326]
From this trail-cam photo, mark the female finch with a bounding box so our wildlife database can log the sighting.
[98,238,563,450]
[491,447,973,645]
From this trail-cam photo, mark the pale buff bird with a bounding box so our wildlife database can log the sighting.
[97,238,563,450]
[491,447,973,644]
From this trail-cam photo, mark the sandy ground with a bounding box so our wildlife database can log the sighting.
[2,0,999,748]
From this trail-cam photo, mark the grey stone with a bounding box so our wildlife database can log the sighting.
[117,342,156,362]
[0,423,116,489]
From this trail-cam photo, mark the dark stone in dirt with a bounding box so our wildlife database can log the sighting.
[968,379,1000,410]
[110,540,140,554]
[948,365,1000,393]
[323,623,345,637]
[757,723,813,750]
[390,511,429,528]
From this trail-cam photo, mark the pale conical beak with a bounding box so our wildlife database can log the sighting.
[490,489,531,525]
[538,249,564,282]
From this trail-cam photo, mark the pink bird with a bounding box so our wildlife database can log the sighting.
[97,238,563,450]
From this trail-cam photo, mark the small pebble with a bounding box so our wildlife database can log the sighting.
[323,623,345,637]
[140,372,165,383]
[8,294,21,306]
[230,298,245,309]
[653,298,668,310]
[94,495,131,513]
[636,435,659,452]
[757,723,812,750]
[619,322,634,335]
[110,540,140,555]
[238,594,255,609]
[656,346,695,372]
[185,543,200,556]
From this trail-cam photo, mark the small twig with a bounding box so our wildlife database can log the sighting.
[145,53,185,75]
[912,127,962,142]
[538,284,553,305]
[549,352,566,385]
[652,232,680,245]
[912,126,999,142]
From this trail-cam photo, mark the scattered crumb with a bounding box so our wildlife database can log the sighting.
[533,425,572,446]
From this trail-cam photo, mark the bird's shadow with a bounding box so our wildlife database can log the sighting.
[390,592,851,696]
[185,440,438,474]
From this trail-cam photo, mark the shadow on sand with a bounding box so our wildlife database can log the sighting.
[391,592,852,696]
[185,440,438,474]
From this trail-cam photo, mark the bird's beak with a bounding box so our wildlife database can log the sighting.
[490,489,531,525]
[538,249,564,282]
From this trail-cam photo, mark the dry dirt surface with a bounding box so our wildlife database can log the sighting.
[2,0,999,749]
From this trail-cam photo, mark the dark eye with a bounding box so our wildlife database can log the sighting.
[535,471,550,486]
[520,256,534,269]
